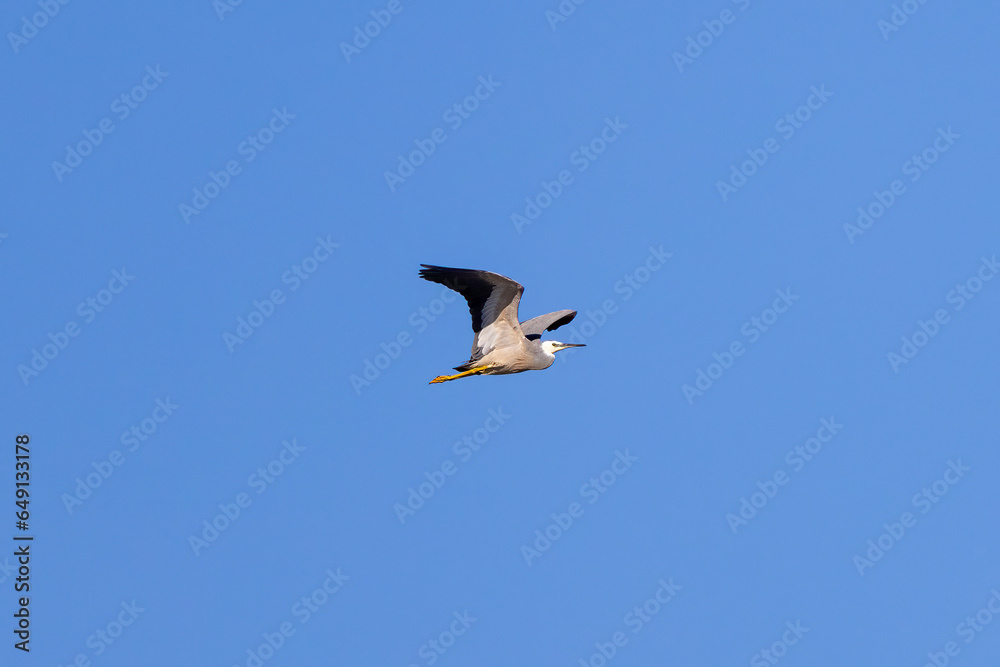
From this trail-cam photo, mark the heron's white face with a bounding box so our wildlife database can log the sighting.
[541,340,585,355]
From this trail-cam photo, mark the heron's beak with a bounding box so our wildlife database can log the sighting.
[559,343,586,348]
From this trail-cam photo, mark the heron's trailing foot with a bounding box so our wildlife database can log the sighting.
[429,366,491,384]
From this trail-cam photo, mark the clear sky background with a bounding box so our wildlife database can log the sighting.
[3,1,999,665]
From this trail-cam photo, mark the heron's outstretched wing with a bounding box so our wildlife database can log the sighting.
[419,265,526,362]
[520,310,577,340]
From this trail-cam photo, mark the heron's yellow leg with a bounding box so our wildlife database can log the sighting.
[429,366,491,384]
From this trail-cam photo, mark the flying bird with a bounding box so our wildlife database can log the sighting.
[419,265,585,384]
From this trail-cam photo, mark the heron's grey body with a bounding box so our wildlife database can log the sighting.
[419,265,584,383]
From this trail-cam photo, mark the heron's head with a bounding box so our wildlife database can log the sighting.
[541,340,586,355]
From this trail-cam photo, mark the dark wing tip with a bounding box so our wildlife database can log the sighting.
[419,264,468,281]
[418,265,453,284]
[547,311,577,331]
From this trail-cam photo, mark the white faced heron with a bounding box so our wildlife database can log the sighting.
[419,264,585,384]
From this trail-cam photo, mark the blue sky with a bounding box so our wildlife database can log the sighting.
[3,1,1000,665]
